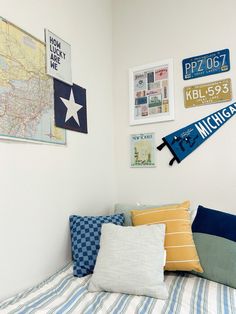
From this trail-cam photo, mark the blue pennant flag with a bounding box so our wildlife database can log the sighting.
[157,103,236,165]
[54,78,88,133]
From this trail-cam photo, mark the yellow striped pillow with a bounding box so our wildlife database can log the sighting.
[131,201,203,272]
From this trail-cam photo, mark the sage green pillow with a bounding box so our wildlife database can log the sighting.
[192,233,236,288]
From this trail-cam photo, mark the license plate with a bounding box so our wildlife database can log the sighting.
[184,79,232,108]
[182,49,230,80]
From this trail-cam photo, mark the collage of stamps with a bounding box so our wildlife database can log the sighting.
[133,66,169,120]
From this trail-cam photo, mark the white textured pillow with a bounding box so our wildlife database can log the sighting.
[88,223,168,299]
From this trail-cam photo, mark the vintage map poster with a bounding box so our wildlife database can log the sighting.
[130,133,156,167]
[0,17,65,144]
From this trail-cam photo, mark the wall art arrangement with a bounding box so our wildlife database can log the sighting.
[131,47,234,167]
[0,17,88,145]
[129,59,174,125]
[182,49,232,110]
[130,133,156,168]
[45,29,88,134]
[157,102,236,165]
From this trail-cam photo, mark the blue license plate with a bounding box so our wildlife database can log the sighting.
[182,49,230,80]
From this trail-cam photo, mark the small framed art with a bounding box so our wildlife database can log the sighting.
[129,59,174,125]
[130,133,156,168]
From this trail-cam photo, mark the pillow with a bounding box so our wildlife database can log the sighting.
[88,223,168,299]
[192,205,236,288]
[114,203,173,226]
[69,213,124,277]
[131,200,203,272]
[115,202,196,226]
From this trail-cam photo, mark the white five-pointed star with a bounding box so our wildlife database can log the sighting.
[60,89,83,126]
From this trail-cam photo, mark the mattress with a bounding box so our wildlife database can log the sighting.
[0,263,235,314]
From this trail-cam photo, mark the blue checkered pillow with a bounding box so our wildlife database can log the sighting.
[69,213,124,277]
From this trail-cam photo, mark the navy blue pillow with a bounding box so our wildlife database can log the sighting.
[192,205,236,242]
[70,214,124,277]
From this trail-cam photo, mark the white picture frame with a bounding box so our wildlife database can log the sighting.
[129,59,174,125]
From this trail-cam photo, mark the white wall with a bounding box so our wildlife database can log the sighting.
[0,0,114,301]
[112,0,236,213]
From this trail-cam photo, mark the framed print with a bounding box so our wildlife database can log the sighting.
[130,133,156,167]
[45,29,72,85]
[129,59,174,125]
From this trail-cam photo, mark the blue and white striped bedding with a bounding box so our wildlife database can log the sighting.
[0,263,235,314]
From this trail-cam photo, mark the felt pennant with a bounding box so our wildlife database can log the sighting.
[157,102,236,165]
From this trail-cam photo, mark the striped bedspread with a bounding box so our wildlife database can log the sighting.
[0,264,235,314]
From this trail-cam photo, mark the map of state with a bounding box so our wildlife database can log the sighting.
[0,17,66,144]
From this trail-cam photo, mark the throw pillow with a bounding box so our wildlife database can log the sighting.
[131,200,203,272]
[192,205,236,288]
[69,213,124,277]
[114,203,172,226]
[114,202,197,226]
[88,223,168,299]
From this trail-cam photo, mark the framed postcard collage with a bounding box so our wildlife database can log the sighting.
[129,59,174,126]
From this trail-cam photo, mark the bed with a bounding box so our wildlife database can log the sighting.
[0,263,235,314]
[2,203,236,313]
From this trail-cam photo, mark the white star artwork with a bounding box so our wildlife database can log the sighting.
[60,89,83,126]
[54,79,87,133]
